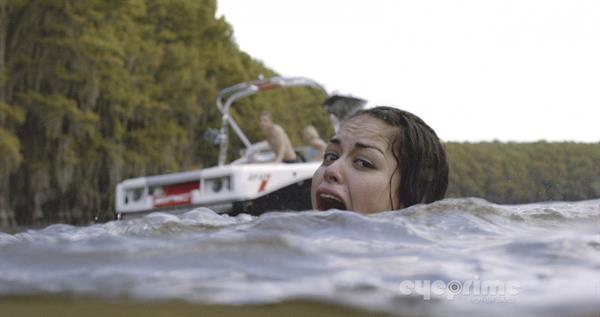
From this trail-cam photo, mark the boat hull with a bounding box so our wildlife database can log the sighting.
[115,162,320,219]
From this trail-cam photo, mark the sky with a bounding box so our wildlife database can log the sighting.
[217,0,599,142]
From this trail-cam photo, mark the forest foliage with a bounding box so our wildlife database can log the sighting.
[0,0,598,228]
[0,0,329,227]
[445,142,600,203]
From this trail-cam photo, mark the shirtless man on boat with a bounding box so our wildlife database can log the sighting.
[259,111,299,163]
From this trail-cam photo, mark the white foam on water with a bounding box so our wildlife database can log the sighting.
[0,198,599,317]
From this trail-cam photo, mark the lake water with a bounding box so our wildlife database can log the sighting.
[1,198,599,317]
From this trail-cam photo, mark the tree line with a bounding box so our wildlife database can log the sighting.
[0,0,330,228]
[445,141,600,203]
[1,0,598,229]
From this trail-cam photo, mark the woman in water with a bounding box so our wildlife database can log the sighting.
[311,106,448,213]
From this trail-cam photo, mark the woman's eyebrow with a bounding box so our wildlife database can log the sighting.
[355,142,385,155]
[329,138,384,155]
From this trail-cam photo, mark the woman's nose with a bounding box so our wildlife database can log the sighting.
[323,160,343,184]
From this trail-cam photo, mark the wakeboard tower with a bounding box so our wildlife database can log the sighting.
[114,76,365,219]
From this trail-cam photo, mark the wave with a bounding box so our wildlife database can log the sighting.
[0,198,599,317]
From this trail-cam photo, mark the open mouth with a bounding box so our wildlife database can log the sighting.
[317,193,347,211]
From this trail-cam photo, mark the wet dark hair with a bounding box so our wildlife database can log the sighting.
[349,106,449,208]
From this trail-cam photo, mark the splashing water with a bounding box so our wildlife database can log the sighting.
[1,198,599,316]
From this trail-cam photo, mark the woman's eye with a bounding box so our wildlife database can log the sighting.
[323,152,338,163]
[355,159,374,169]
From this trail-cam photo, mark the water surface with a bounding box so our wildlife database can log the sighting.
[1,198,599,316]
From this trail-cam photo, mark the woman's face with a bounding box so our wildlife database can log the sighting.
[311,114,401,214]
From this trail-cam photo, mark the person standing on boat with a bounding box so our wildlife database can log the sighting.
[259,111,300,163]
[301,125,326,161]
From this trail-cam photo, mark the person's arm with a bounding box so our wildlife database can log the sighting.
[272,126,286,163]
[310,139,326,160]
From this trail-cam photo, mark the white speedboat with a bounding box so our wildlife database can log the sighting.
[114,76,365,219]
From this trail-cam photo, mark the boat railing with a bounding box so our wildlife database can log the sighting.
[214,76,327,166]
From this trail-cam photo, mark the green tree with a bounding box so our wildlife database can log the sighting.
[0,0,331,227]
[446,141,600,203]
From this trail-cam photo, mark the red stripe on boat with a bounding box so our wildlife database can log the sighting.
[258,177,270,193]
[154,181,199,208]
